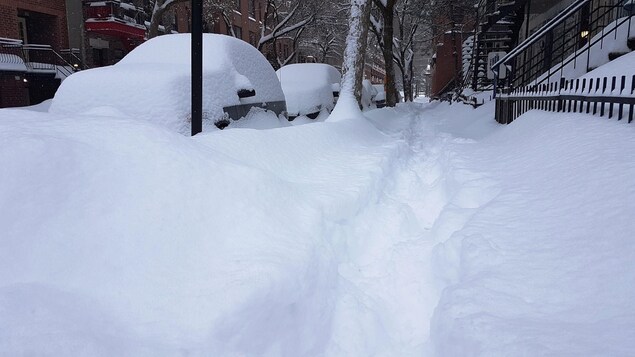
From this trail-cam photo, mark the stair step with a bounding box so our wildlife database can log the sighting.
[609,52,630,60]
[480,30,513,35]
[481,37,512,42]
[628,38,635,51]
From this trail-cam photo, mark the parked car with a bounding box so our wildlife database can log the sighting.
[50,34,287,133]
[372,84,387,108]
[276,63,341,120]
[362,79,379,110]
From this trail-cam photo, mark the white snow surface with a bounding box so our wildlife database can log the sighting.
[50,34,285,134]
[0,54,27,72]
[2,97,635,356]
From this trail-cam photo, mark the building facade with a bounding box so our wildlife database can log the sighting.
[0,0,72,107]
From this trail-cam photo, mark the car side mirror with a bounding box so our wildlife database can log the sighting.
[238,89,256,98]
[333,91,340,98]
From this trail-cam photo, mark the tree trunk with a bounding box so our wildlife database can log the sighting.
[329,0,371,120]
[378,0,399,106]
[403,74,412,102]
[341,0,371,104]
[148,5,166,39]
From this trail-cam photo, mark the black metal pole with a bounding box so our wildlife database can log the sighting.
[191,0,203,136]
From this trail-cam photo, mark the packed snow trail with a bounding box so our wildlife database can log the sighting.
[323,102,503,355]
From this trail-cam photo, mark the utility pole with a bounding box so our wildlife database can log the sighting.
[191,0,203,136]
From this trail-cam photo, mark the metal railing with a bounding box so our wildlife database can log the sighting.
[496,75,635,123]
[0,39,83,78]
[493,0,634,94]
[0,38,26,71]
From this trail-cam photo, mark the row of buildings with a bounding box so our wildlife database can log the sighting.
[0,0,385,108]
[0,0,275,107]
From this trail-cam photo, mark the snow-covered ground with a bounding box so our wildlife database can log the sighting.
[1,97,634,356]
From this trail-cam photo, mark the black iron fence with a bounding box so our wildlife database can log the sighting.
[496,75,635,124]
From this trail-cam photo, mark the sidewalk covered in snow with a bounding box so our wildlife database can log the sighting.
[1,99,635,356]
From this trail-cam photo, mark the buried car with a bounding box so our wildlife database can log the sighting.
[50,34,286,133]
[276,63,341,120]
[372,84,387,108]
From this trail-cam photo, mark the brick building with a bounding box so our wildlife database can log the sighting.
[0,0,72,107]
[82,0,149,67]
[0,0,69,50]
[430,31,465,98]
[212,0,266,47]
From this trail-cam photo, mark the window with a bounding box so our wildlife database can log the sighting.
[233,25,243,39]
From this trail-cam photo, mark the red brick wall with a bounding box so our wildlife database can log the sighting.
[0,4,19,39]
[0,73,29,107]
[431,32,463,97]
[0,0,68,49]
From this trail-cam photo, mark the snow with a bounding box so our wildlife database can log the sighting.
[0,54,27,72]
[372,84,386,101]
[276,63,341,116]
[583,50,635,80]
[579,51,635,96]
[2,65,635,355]
[50,34,285,134]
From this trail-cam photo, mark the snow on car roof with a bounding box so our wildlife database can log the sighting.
[276,63,341,117]
[50,34,284,134]
[276,63,341,85]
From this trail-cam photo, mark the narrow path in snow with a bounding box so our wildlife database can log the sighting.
[326,102,502,356]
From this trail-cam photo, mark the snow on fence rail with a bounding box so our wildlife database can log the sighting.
[495,75,635,124]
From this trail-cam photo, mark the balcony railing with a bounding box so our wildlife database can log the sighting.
[0,38,82,78]
[84,0,145,26]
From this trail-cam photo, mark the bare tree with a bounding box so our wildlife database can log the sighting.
[298,1,349,67]
[301,12,348,66]
[204,0,239,35]
[256,0,316,68]
[148,0,188,39]
[393,0,427,101]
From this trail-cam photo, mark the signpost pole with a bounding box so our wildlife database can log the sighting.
[191,0,203,136]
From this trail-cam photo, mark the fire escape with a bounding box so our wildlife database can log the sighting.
[467,0,529,91]
[84,0,147,52]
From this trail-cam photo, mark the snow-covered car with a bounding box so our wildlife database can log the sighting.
[50,34,287,133]
[372,84,387,108]
[276,63,341,120]
[362,79,379,110]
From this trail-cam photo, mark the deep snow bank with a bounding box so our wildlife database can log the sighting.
[0,108,398,356]
[3,97,635,356]
[426,105,635,356]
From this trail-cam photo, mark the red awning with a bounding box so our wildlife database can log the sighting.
[85,19,146,40]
